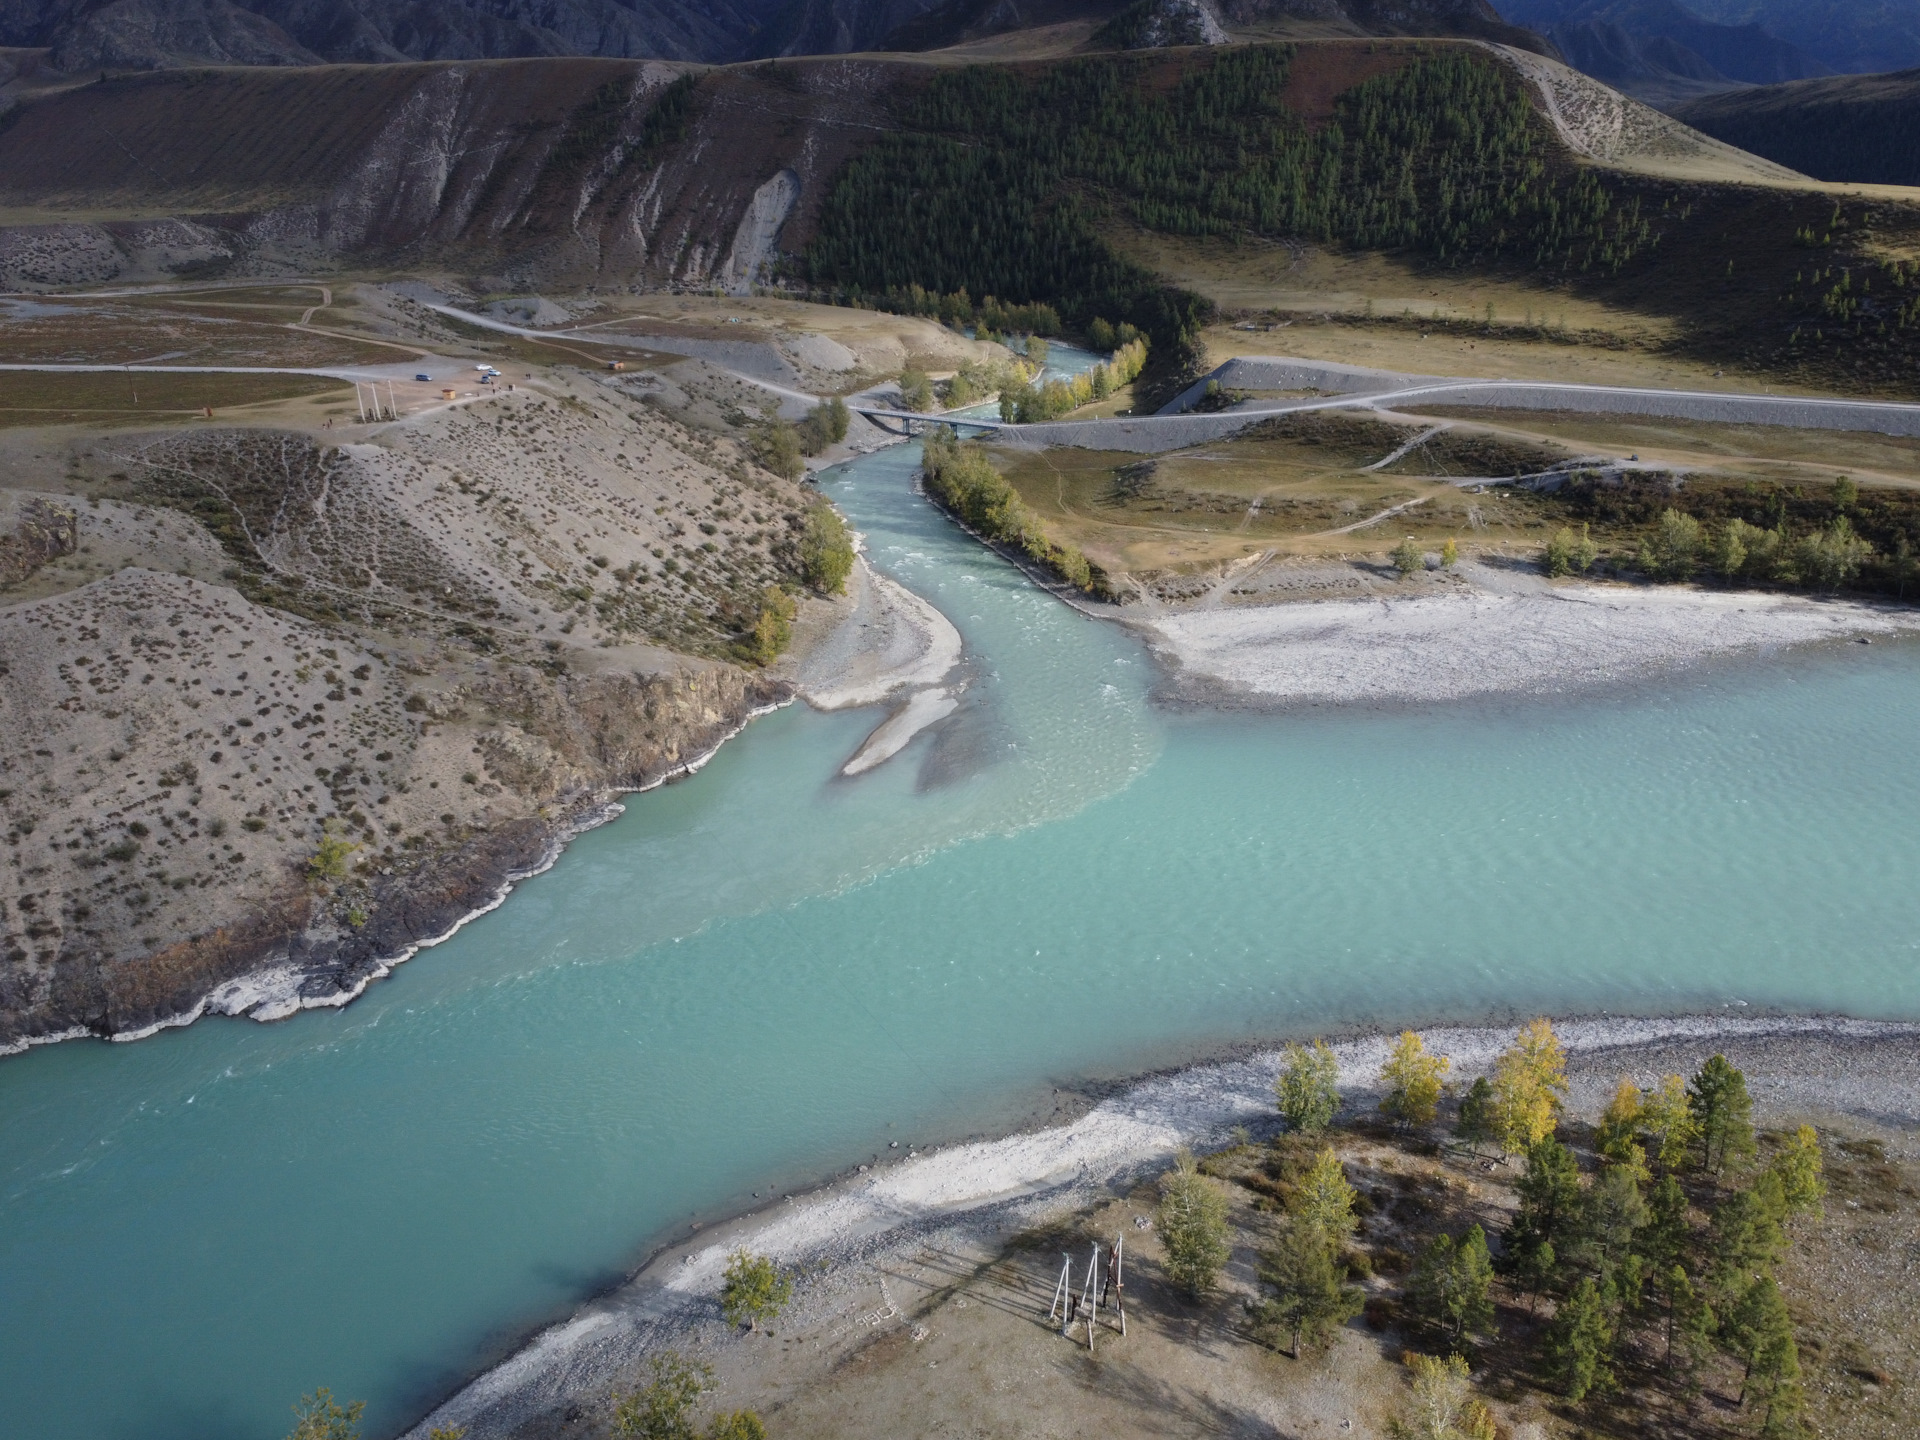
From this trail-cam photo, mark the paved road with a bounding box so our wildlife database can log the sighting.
[998,356,1920,453]
[13,342,1918,456]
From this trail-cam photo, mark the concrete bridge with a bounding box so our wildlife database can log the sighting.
[849,405,1003,437]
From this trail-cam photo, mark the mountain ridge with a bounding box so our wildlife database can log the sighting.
[1672,65,1920,185]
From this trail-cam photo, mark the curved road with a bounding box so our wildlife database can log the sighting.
[859,355,1920,453]
[11,340,1919,455]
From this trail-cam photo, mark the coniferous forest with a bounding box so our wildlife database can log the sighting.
[803,48,1656,363]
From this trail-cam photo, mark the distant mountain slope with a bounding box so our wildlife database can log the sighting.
[1672,66,1920,184]
[0,0,784,69]
[1683,0,1920,77]
[886,0,1554,54]
[0,0,1553,70]
[1498,0,1828,102]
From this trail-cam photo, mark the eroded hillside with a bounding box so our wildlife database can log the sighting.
[0,359,824,1051]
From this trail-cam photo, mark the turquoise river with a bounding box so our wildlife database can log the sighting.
[5,378,1920,1439]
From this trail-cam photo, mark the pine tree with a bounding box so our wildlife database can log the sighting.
[1654,1263,1715,1378]
[1569,1163,1646,1276]
[1723,1276,1798,1410]
[1158,1148,1232,1299]
[1543,1276,1616,1401]
[1380,1031,1450,1128]
[1252,1219,1362,1356]
[1513,1137,1582,1244]
[1277,1039,1341,1134]
[1454,1076,1496,1155]
[1409,1225,1496,1347]
[1503,1137,1579,1305]
[1688,1054,1756,1177]
[1635,1174,1692,1277]
[1707,1186,1784,1299]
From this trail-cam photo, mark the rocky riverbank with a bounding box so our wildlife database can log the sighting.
[0,366,818,1053]
[408,1013,1920,1440]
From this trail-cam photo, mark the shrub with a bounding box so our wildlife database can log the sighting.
[285,1389,363,1440]
[612,1352,711,1440]
[1392,537,1424,577]
[745,589,796,665]
[720,1251,793,1332]
[1276,1039,1340,1133]
[307,827,358,883]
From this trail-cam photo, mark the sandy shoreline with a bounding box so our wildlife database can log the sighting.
[1132,562,1920,708]
[408,1012,1920,1440]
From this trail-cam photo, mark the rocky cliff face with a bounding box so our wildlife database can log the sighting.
[0,58,907,294]
[1,0,771,70]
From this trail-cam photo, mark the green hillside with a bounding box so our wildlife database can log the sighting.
[1673,68,1920,186]
[804,45,1653,366]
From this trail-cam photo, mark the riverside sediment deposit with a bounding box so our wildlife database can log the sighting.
[412,1014,1920,1440]
[1135,564,1920,708]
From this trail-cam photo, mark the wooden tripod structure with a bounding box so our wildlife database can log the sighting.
[1045,1236,1125,1350]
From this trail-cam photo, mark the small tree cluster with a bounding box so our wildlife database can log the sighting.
[612,1352,767,1440]
[921,428,1100,592]
[1000,337,1149,422]
[798,500,854,596]
[1473,1048,1824,1427]
[796,397,850,453]
[1542,523,1598,577]
[1251,1146,1363,1356]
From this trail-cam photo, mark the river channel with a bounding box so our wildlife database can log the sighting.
[4,357,1920,1439]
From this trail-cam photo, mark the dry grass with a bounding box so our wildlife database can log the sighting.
[0,372,351,428]
[991,415,1573,574]
[1420,407,1920,491]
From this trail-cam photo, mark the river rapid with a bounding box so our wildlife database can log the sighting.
[5,354,1920,1439]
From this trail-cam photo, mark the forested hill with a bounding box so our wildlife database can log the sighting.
[802,44,1658,365]
[3,39,1919,395]
[1672,69,1920,186]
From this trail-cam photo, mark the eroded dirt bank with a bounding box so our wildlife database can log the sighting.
[0,367,823,1051]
